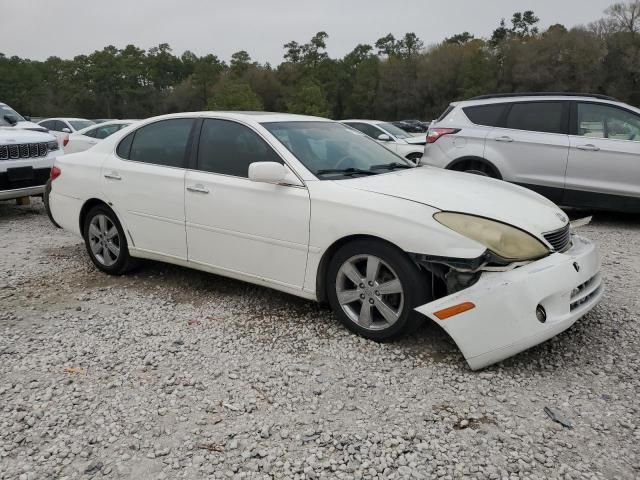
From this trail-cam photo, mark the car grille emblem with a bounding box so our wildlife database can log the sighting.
[556,212,567,223]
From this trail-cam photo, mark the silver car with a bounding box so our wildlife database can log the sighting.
[421,93,640,213]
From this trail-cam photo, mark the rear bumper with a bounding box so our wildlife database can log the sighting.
[415,235,603,370]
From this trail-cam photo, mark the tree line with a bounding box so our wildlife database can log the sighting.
[1,1,639,121]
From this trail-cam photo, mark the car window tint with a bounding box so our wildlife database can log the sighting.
[83,128,98,138]
[463,104,508,127]
[94,124,122,140]
[128,119,193,167]
[197,119,282,177]
[505,102,565,134]
[577,103,640,141]
[345,122,383,140]
[117,132,134,158]
[40,120,55,130]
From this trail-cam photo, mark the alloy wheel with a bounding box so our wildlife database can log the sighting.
[88,214,121,266]
[335,254,404,331]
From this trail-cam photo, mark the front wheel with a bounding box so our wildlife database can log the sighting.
[326,239,431,341]
[83,205,137,275]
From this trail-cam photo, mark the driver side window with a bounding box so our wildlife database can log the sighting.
[346,123,384,140]
[577,103,640,141]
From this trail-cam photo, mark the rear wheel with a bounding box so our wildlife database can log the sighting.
[454,160,498,178]
[83,205,137,275]
[326,239,431,341]
[405,152,423,165]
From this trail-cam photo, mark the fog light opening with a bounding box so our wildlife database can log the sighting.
[536,305,547,323]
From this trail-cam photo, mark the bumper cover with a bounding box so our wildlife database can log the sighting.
[415,235,603,370]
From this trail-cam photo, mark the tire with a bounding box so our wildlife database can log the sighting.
[43,179,62,229]
[82,205,137,275]
[455,160,498,178]
[405,152,423,165]
[326,239,431,341]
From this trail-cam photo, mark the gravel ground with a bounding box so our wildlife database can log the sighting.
[0,199,639,480]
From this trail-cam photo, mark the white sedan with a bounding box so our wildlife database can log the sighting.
[341,119,426,163]
[64,120,134,154]
[48,112,603,370]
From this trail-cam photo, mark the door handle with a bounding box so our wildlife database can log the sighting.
[186,184,210,194]
[575,144,600,152]
[104,171,121,180]
[494,136,513,142]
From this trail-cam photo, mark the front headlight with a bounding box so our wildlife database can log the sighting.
[47,140,59,151]
[434,212,549,261]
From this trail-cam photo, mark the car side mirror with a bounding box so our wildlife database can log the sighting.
[4,115,18,126]
[248,162,303,186]
[377,133,391,142]
[62,128,72,133]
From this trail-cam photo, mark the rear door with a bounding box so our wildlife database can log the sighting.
[101,118,195,259]
[565,101,640,210]
[485,101,569,203]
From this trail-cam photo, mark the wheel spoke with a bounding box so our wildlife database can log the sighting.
[341,262,363,285]
[98,215,107,234]
[106,226,118,239]
[377,278,402,295]
[365,256,380,283]
[358,302,372,328]
[337,289,360,305]
[102,244,113,265]
[374,298,400,325]
[90,240,102,254]
[106,241,120,257]
[89,223,101,239]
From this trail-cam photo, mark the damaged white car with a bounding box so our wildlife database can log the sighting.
[48,113,604,369]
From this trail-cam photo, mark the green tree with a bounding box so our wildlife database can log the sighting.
[207,80,263,110]
[286,81,330,117]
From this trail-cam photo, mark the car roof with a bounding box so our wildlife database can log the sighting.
[76,120,133,134]
[136,111,333,124]
[39,117,92,123]
[341,119,385,124]
[453,95,629,108]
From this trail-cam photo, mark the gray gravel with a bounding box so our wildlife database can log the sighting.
[1,199,639,480]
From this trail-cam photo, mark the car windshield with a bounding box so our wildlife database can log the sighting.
[0,105,25,126]
[69,120,95,130]
[263,121,413,179]
[377,122,410,139]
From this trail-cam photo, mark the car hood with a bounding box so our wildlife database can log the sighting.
[336,166,568,236]
[0,126,56,143]
[12,121,49,132]
[404,135,427,145]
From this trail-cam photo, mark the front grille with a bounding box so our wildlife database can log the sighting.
[570,273,602,311]
[0,143,48,160]
[544,224,572,252]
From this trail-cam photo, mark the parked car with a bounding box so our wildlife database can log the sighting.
[422,92,640,213]
[341,119,426,163]
[394,120,429,133]
[38,118,96,148]
[0,102,48,132]
[0,128,62,201]
[64,120,134,154]
[48,112,603,370]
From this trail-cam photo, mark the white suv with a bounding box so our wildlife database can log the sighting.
[0,128,62,201]
[421,93,640,213]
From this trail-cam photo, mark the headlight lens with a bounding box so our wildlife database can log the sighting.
[47,140,59,151]
[434,212,549,261]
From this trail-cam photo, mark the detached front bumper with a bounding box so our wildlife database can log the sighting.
[416,235,603,370]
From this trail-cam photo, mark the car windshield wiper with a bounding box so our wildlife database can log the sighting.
[370,162,413,171]
[315,168,379,177]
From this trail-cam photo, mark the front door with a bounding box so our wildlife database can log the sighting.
[185,118,310,289]
[565,101,640,210]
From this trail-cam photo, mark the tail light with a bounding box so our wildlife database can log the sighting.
[427,128,460,144]
[63,134,69,147]
[50,166,61,180]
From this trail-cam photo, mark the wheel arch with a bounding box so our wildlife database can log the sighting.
[79,198,117,237]
[315,234,416,304]
[446,156,502,180]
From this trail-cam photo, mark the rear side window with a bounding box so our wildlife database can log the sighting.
[117,132,134,158]
[505,102,566,134]
[436,105,455,122]
[197,119,282,177]
[463,104,508,127]
[127,119,193,167]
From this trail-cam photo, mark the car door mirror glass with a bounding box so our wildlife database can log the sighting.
[62,128,71,133]
[377,133,391,141]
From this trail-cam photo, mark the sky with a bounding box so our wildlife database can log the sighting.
[0,0,615,64]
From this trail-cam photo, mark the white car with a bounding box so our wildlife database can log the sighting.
[342,119,426,163]
[64,120,134,154]
[49,112,603,370]
[0,127,62,201]
[422,93,640,213]
[38,117,96,148]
